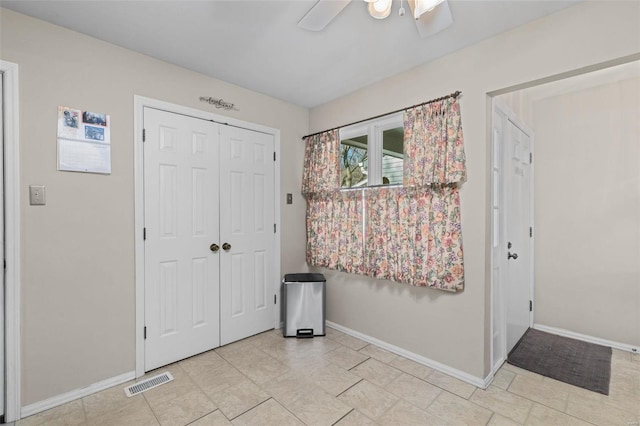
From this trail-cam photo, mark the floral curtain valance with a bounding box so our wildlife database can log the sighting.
[301,130,340,196]
[404,98,466,187]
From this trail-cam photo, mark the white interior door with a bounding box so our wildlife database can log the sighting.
[219,126,275,345]
[505,118,533,353]
[144,107,220,371]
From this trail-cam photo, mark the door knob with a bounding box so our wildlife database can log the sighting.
[210,244,219,253]
[222,243,231,251]
[508,252,518,260]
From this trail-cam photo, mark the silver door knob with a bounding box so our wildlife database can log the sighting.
[222,243,231,251]
[507,252,518,260]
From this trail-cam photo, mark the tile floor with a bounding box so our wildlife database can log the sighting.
[15,327,640,426]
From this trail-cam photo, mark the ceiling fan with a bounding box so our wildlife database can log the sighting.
[298,0,453,38]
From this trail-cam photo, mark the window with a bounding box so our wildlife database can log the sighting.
[339,113,404,188]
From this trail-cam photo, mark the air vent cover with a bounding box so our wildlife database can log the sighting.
[124,372,173,397]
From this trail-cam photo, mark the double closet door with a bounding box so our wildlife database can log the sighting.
[143,107,275,371]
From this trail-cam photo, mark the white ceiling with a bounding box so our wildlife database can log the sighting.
[1,0,580,108]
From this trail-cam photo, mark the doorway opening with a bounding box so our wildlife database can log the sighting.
[489,56,640,376]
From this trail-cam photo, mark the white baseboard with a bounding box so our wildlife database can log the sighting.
[21,371,135,419]
[533,324,639,354]
[325,321,488,389]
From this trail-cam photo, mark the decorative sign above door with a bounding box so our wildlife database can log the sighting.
[199,96,239,111]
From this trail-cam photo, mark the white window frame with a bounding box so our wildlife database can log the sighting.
[339,112,403,187]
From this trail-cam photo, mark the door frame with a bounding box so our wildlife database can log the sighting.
[1,60,21,422]
[490,97,535,374]
[133,96,281,378]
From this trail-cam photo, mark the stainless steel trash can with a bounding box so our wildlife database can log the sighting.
[283,273,326,338]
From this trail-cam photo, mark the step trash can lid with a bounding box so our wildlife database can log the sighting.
[283,273,326,283]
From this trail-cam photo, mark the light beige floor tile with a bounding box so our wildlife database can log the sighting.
[308,362,361,396]
[325,346,370,370]
[261,370,315,407]
[231,399,303,426]
[501,364,544,382]
[507,374,569,412]
[85,396,159,426]
[243,330,283,349]
[337,380,399,420]
[147,388,216,426]
[612,348,632,362]
[358,345,398,364]
[378,400,447,425]
[190,410,232,425]
[385,373,442,410]
[351,358,402,387]
[209,380,270,420]
[83,380,143,420]
[487,413,521,426]
[180,350,229,375]
[470,385,532,424]
[492,368,516,390]
[324,327,347,341]
[196,364,247,397]
[426,391,493,426]
[565,388,639,425]
[222,348,289,385]
[525,403,591,426]
[389,356,433,380]
[333,334,369,351]
[17,399,85,426]
[334,409,377,425]
[426,370,477,399]
[286,387,352,426]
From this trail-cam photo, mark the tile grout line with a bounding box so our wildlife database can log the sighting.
[336,379,364,398]
[227,396,273,421]
[141,391,161,425]
[347,357,371,372]
[330,408,354,425]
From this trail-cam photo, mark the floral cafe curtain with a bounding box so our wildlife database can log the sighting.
[302,130,363,273]
[302,95,467,293]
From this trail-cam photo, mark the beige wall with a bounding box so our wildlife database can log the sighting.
[309,1,640,379]
[0,8,309,405]
[533,77,640,347]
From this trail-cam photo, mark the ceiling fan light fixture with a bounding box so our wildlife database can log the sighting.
[413,0,445,19]
[368,0,392,19]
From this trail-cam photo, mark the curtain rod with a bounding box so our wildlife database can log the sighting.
[302,90,461,140]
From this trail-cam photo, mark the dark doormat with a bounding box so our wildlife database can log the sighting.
[507,328,611,395]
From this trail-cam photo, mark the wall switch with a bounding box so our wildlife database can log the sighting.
[29,185,46,205]
[286,193,293,204]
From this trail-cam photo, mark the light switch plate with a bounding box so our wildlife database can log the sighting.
[29,185,46,205]
[286,193,293,204]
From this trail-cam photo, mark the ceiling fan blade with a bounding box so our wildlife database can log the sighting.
[408,0,453,38]
[298,0,351,32]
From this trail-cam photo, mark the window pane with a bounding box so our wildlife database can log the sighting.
[382,127,404,185]
[340,135,368,188]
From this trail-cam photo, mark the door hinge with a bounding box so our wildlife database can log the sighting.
[3,259,5,270]
[143,128,146,142]
[274,223,276,234]
[273,152,276,161]
[529,300,533,312]
[529,227,533,237]
[143,227,146,240]
[144,326,147,339]
[529,152,532,164]
[274,294,277,304]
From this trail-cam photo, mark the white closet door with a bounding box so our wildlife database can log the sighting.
[144,107,220,371]
[219,126,275,345]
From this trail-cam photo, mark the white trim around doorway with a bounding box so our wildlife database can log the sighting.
[1,60,21,422]
[133,96,282,378]
[490,97,535,374]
